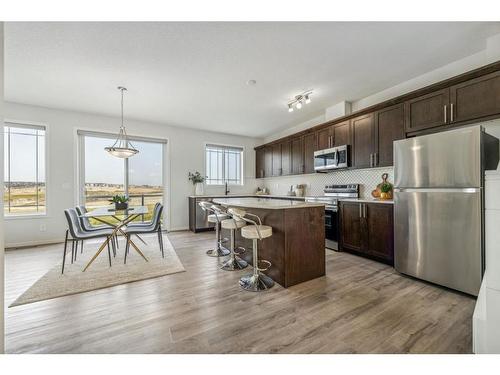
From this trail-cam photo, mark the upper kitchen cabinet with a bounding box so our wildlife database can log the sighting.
[291,136,305,175]
[281,139,292,176]
[449,71,500,124]
[255,148,266,178]
[303,132,317,174]
[264,146,273,177]
[374,104,405,167]
[316,125,334,150]
[351,113,374,169]
[271,143,282,177]
[333,121,350,147]
[404,88,449,133]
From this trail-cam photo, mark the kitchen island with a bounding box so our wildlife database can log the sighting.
[213,197,326,288]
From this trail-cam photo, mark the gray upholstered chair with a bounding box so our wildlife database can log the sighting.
[75,205,118,256]
[63,208,115,274]
[124,204,164,263]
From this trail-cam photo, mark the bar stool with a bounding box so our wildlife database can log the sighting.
[198,201,230,257]
[220,207,248,271]
[230,209,274,291]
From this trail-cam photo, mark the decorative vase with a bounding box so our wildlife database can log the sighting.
[195,182,204,196]
[115,202,128,210]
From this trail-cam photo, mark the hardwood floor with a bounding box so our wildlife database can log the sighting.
[4,231,475,353]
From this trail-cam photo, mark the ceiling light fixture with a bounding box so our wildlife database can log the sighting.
[105,86,139,158]
[287,90,313,112]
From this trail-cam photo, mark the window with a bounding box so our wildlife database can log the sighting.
[78,131,166,223]
[205,144,243,185]
[4,123,46,216]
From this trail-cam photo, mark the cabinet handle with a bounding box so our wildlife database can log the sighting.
[363,204,367,218]
[444,104,447,123]
[369,153,373,167]
[450,103,454,123]
[359,204,362,218]
[375,152,378,166]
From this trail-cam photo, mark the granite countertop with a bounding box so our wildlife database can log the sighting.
[213,197,324,210]
[339,198,394,204]
[189,194,306,200]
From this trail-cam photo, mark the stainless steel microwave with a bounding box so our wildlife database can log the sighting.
[314,145,350,171]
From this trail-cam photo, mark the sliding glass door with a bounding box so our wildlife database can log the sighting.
[79,131,166,222]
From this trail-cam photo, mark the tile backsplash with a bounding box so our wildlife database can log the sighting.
[259,166,394,198]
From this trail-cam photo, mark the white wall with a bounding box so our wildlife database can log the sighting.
[3,102,262,247]
[0,21,5,354]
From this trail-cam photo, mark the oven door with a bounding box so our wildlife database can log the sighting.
[325,206,339,250]
[314,147,338,171]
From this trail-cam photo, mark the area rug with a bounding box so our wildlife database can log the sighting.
[10,235,185,307]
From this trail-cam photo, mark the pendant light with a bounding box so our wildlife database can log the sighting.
[105,86,139,158]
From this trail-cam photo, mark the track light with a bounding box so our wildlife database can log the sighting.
[286,90,313,112]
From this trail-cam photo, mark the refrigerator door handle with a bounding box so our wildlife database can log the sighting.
[394,187,481,193]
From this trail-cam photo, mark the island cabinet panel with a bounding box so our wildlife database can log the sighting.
[303,132,317,174]
[333,121,350,147]
[339,201,394,265]
[405,88,449,133]
[449,71,500,124]
[374,103,405,167]
[351,113,375,169]
[264,146,273,177]
[229,206,325,288]
[255,148,265,178]
[271,143,282,177]
[281,139,292,176]
[291,136,304,175]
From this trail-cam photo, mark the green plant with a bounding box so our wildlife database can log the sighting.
[188,171,205,184]
[109,194,129,204]
[380,182,392,194]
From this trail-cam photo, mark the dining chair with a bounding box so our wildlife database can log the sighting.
[124,204,164,263]
[75,205,118,256]
[62,208,115,274]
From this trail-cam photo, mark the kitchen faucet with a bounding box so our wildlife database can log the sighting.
[225,182,230,195]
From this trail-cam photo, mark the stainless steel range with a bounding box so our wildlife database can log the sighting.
[306,184,359,250]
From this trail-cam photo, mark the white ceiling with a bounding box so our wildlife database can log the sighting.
[5,22,500,138]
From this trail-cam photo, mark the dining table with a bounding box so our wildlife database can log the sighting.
[80,205,149,271]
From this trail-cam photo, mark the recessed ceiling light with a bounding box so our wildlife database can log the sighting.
[246,79,257,85]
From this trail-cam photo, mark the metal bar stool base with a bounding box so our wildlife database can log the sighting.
[206,245,230,257]
[239,272,274,291]
[220,255,248,271]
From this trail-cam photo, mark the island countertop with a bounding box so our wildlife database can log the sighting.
[213,197,325,210]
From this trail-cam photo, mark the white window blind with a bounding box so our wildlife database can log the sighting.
[205,144,243,185]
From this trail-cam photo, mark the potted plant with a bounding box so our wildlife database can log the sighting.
[380,182,392,200]
[188,171,206,195]
[109,194,129,210]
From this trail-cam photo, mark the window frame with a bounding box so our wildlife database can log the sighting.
[76,129,168,219]
[3,120,49,219]
[204,142,245,186]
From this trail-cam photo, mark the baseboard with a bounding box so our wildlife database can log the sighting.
[5,238,63,250]
[168,227,189,232]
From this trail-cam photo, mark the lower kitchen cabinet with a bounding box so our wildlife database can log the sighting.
[339,201,394,265]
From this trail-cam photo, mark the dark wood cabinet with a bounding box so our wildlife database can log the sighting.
[271,143,282,177]
[405,88,449,133]
[264,146,273,178]
[340,201,394,265]
[303,132,317,174]
[450,71,500,124]
[316,126,333,150]
[291,136,304,175]
[333,121,350,147]
[281,140,292,176]
[374,103,405,167]
[366,203,394,263]
[255,148,265,178]
[340,202,363,252]
[351,113,374,168]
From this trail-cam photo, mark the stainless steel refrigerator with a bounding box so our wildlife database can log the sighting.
[394,125,499,296]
